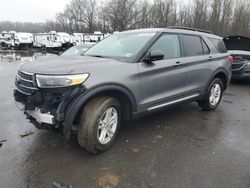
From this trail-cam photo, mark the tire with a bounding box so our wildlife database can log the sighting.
[198,78,224,111]
[77,96,121,154]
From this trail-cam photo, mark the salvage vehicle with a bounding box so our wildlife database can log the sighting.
[224,36,250,80]
[14,27,232,153]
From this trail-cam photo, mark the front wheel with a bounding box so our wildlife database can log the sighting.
[198,78,224,111]
[77,96,121,154]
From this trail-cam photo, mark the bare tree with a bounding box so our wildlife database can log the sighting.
[65,0,84,32]
[53,0,97,33]
[220,0,234,36]
[138,0,153,28]
[55,12,70,32]
[1,0,250,37]
[192,0,209,29]
[104,0,141,31]
[81,0,97,33]
[150,0,176,27]
[208,0,223,34]
[231,0,250,36]
[177,4,193,27]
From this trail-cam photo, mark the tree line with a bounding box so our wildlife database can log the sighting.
[1,0,250,37]
[0,21,46,33]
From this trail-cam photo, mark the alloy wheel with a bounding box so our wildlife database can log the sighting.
[97,107,118,144]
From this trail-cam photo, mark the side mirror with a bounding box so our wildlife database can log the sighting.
[144,50,165,63]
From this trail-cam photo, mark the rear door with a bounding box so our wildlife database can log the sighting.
[180,34,213,94]
[138,33,188,110]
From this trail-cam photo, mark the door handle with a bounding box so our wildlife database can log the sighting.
[174,61,183,66]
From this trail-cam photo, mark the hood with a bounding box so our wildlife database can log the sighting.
[20,56,122,75]
[224,36,250,52]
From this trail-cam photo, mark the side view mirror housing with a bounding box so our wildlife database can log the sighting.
[144,50,165,63]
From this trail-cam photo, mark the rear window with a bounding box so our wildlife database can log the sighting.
[209,38,227,53]
[182,35,204,57]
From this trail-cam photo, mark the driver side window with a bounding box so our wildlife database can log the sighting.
[150,34,181,59]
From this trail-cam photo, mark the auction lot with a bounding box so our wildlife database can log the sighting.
[0,59,250,188]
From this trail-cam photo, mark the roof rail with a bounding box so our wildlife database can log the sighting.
[168,26,212,34]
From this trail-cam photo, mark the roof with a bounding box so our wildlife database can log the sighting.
[120,28,221,39]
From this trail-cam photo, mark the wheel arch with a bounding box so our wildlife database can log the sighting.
[63,84,137,140]
[208,68,229,90]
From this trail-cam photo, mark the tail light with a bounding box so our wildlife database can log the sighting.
[228,55,234,63]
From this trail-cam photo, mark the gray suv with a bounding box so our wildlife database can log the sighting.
[14,27,232,153]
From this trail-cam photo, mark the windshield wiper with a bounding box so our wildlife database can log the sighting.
[87,55,110,58]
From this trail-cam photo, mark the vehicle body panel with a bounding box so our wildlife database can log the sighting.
[137,58,187,110]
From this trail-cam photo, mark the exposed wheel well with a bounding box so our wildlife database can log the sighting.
[73,90,133,125]
[214,72,228,90]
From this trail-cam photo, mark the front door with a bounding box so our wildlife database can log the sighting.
[138,34,188,111]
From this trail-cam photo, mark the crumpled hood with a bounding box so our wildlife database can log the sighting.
[20,56,121,75]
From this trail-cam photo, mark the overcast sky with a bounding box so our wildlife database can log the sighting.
[0,0,189,23]
[0,0,71,22]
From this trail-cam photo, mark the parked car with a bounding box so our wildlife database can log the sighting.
[60,44,93,57]
[224,36,250,80]
[14,27,232,154]
[33,45,93,60]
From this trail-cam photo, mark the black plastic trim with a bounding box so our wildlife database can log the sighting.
[63,84,137,140]
[207,68,230,89]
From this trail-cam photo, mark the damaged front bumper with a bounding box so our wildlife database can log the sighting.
[25,108,55,124]
[14,85,85,131]
[15,101,55,124]
[14,70,88,141]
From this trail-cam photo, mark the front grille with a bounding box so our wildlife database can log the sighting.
[18,70,33,80]
[15,70,38,95]
[232,62,246,71]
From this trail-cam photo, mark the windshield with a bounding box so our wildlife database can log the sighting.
[84,32,156,61]
[61,45,91,56]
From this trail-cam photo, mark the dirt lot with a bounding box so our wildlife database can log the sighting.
[0,59,250,188]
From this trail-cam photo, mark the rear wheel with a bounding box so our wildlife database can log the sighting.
[198,78,224,111]
[77,96,121,154]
